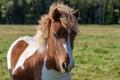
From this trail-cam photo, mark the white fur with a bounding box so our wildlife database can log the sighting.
[41,57,71,80]
[7,36,39,74]
[63,29,74,71]
[12,36,39,74]
[7,37,21,79]
[7,36,29,70]
[33,31,47,54]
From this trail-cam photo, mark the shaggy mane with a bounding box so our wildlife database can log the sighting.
[34,3,79,54]
[49,3,79,30]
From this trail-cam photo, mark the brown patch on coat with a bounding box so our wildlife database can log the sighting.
[11,40,28,71]
[13,50,47,80]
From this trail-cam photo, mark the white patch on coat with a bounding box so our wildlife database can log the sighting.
[63,29,74,71]
[7,36,28,70]
[33,31,48,53]
[9,36,39,74]
[7,36,31,79]
[41,57,71,80]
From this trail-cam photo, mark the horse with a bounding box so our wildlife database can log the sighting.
[7,3,79,80]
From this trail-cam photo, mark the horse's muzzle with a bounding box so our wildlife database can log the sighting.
[62,61,74,72]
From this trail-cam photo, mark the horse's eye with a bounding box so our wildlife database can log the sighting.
[54,33,57,38]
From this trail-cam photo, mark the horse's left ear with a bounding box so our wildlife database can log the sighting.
[73,9,80,19]
[52,8,61,21]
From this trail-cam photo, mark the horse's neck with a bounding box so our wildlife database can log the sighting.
[33,31,47,54]
[41,57,71,80]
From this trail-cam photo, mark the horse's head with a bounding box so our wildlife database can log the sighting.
[45,3,79,73]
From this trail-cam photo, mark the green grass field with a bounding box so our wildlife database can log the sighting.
[0,25,120,80]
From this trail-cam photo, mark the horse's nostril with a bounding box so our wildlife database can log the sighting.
[62,62,66,69]
[62,62,68,72]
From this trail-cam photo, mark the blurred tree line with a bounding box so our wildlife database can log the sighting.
[0,0,120,24]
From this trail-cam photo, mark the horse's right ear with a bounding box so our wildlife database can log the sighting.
[52,8,61,21]
[73,9,80,19]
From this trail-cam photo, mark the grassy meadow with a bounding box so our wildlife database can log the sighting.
[0,25,120,80]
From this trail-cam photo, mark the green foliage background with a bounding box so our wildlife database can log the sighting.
[0,0,120,24]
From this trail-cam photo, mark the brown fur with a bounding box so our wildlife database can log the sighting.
[11,40,28,71]
[13,50,46,80]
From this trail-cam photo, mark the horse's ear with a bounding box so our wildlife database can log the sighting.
[52,8,60,21]
[73,9,80,19]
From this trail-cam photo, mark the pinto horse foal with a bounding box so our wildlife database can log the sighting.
[7,3,79,80]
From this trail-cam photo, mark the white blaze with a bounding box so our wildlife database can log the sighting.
[63,29,74,71]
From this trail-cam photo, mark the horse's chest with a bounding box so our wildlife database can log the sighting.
[41,61,71,80]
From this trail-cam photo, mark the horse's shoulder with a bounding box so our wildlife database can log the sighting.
[13,36,38,47]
